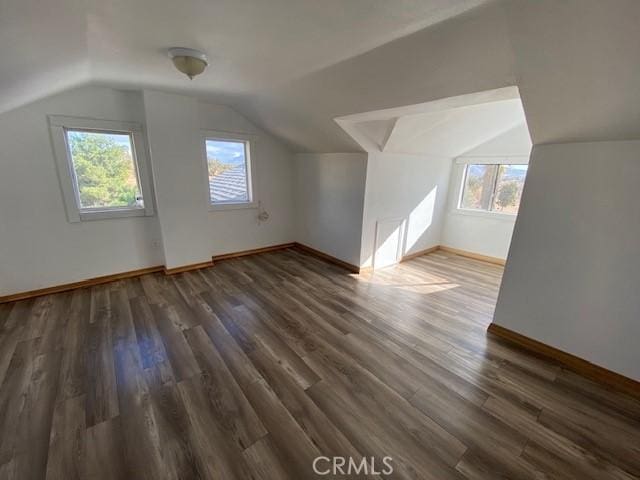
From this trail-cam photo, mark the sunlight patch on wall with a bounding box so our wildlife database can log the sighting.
[373,218,405,269]
[404,187,436,254]
[366,187,438,270]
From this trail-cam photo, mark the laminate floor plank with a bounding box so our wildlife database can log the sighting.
[0,303,14,331]
[33,292,73,356]
[129,295,168,371]
[553,369,640,419]
[242,435,294,480]
[19,295,53,342]
[183,325,267,450]
[454,447,545,480]
[149,304,200,382]
[56,290,90,401]
[9,349,63,480]
[0,338,44,465]
[250,345,365,466]
[0,248,638,479]
[303,334,468,478]
[481,394,635,480]
[0,299,34,389]
[176,375,255,480]
[84,417,129,480]
[306,379,465,480]
[84,286,119,427]
[240,378,326,479]
[44,394,86,480]
[233,304,322,390]
[147,383,205,480]
[191,294,264,389]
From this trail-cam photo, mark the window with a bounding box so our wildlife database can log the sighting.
[204,136,254,208]
[459,163,528,214]
[66,130,142,210]
[49,116,154,222]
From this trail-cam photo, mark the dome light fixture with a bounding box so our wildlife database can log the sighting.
[168,47,208,80]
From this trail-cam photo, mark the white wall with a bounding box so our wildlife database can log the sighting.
[441,123,531,259]
[0,86,295,295]
[360,153,451,268]
[294,153,367,266]
[442,205,517,259]
[143,90,210,269]
[198,102,296,256]
[143,90,295,270]
[494,141,640,381]
[0,86,163,296]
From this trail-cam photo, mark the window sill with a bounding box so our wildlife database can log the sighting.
[78,207,150,222]
[450,208,518,222]
[208,201,258,212]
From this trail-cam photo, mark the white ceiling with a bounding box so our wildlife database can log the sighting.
[382,100,527,157]
[4,0,639,154]
[0,0,489,115]
[232,0,640,152]
[336,89,529,157]
[461,122,531,157]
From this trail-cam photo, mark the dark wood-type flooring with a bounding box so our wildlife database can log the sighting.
[1,248,639,479]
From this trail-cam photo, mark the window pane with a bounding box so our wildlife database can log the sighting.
[460,164,498,211]
[491,164,528,213]
[66,130,142,210]
[206,139,249,203]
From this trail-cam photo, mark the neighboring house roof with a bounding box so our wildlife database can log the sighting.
[210,163,248,203]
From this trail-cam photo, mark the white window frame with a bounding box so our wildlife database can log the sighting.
[49,115,155,222]
[454,156,528,218]
[201,130,257,211]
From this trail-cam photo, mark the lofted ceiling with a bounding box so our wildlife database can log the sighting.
[0,0,490,115]
[336,88,529,157]
[231,0,640,152]
[3,0,639,153]
[381,100,526,156]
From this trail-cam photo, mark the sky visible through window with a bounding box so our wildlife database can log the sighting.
[111,134,133,147]
[206,139,249,203]
[206,140,245,166]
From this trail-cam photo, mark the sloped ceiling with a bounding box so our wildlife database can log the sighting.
[234,0,640,152]
[0,0,489,115]
[383,100,526,157]
[2,0,640,153]
[0,0,90,113]
[352,119,398,152]
[461,122,531,157]
[336,93,529,157]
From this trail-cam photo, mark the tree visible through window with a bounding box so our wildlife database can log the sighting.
[66,130,143,210]
[460,163,527,214]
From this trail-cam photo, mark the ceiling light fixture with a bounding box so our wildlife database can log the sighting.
[168,47,208,80]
